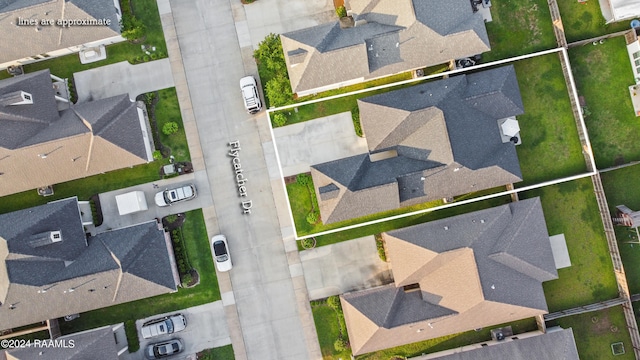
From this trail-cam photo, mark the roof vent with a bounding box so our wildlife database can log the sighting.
[28,230,62,248]
[480,219,485,223]
[0,91,33,106]
[444,226,449,230]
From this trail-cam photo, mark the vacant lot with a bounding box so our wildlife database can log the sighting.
[600,164,640,294]
[547,306,634,360]
[520,178,619,311]
[513,53,587,185]
[569,37,640,168]
[484,0,556,61]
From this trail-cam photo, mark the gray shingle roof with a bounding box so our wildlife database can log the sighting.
[0,0,48,13]
[0,198,177,330]
[0,70,61,149]
[69,0,120,32]
[4,325,122,360]
[428,328,579,360]
[312,66,524,224]
[341,198,558,354]
[73,94,149,159]
[386,197,557,305]
[281,0,491,94]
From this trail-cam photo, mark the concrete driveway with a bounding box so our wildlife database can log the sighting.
[133,301,230,360]
[273,112,369,177]
[300,236,394,300]
[92,169,213,234]
[235,0,335,48]
[74,59,175,102]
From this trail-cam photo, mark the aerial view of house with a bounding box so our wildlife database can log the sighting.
[2,0,640,359]
[0,197,177,330]
[0,0,123,69]
[311,65,524,224]
[0,69,154,197]
[281,0,490,95]
[340,197,558,354]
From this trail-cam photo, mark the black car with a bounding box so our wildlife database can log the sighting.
[145,339,184,359]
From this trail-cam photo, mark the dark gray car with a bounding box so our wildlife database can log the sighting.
[145,338,184,359]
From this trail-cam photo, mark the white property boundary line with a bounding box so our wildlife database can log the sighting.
[266,47,598,240]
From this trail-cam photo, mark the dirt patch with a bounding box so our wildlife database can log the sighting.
[162,213,186,230]
[333,0,344,8]
[590,315,613,335]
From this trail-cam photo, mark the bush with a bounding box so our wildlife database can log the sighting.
[162,121,179,136]
[296,173,311,186]
[272,113,287,127]
[124,320,140,352]
[375,234,387,262]
[121,16,146,41]
[327,296,341,311]
[306,211,319,224]
[143,55,150,62]
[152,150,162,160]
[352,106,363,137]
[265,75,294,107]
[301,238,315,249]
[336,5,347,18]
[181,272,192,286]
[334,338,349,352]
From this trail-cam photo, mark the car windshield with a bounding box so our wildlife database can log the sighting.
[165,319,173,333]
[213,241,228,261]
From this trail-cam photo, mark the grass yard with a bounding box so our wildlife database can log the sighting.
[20,0,167,80]
[569,37,640,168]
[0,160,168,215]
[59,209,220,335]
[520,178,619,311]
[557,0,630,43]
[513,53,587,186]
[483,0,556,62]
[197,345,235,360]
[155,88,191,162]
[312,302,351,360]
[288,177,511,247]
[547,306,635,360]
[600,164,640,294]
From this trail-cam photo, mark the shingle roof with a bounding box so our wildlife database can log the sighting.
[341,198,558,355]
[4,325,122,360]
[0,70,152,196]
[281,0,491,94]
[426,328,579,360]
[311,66,524,224]
[0,198,177,331]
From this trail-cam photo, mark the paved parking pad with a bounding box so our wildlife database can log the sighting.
[134,301,230,360]
[273,112,369,177]
[299,236,394,300]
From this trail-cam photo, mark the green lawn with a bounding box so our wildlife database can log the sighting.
[569,37,640,168]
[59,209,219,335]
[197,345,235,360]
[547,306,635,360]
[600,164,640,294]
[520,178,619,311]
[155,88,191,162]
[557,0,630,43]
[313,298,537,360]
[288,177,511,247]
[0,160,168,215]
[20,0,167,80]
[483,0,556,62]
[514,53,587,186]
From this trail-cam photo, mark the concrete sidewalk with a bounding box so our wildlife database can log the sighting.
[273,112,369,177]
[74,59,175,102]
[300,236,394,300]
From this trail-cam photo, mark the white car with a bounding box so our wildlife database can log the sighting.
[154,184,196,207]
[141,314,187,339]
[240,76,262,114]
[211,234,232,272]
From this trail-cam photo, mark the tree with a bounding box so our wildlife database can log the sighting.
[120,15,146,41]
[254,33,286,73]
[162,121,179,136]
[265,75,293,107]
[272,113,287,127]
